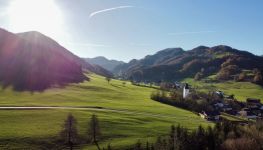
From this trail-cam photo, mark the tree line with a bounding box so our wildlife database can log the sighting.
[150,89,219,113]
[59,113,262,150]
[131,120,263,150]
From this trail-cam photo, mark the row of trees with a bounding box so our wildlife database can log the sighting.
[60,114,102,150]
[60,113,262,150]
[151,90,218,113]
[132,121,263,150]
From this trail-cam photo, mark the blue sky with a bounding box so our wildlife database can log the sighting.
[0,0,263,61]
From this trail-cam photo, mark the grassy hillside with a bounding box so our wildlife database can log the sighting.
[0,74,210,149]
[182,77,263,102]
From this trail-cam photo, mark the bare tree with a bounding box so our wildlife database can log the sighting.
[88,114,101,150]
[60,113,78,150]
[122,81,126,86]
[105,77,111,84]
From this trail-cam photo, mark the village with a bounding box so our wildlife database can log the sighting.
[181,83,263,122]
[135,80,263,123]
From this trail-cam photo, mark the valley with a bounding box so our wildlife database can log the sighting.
[0,74,210,149]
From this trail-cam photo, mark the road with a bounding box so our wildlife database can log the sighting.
[0,106,187,119]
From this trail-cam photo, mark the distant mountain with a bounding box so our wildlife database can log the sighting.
[0,28,111,91]
[113,48,184,75]
[115,45,263,82]
[84,56,124,72]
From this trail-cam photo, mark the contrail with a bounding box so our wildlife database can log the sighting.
[89,6,134,18]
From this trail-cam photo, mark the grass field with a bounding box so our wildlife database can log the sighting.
[182,77,263,102]
[0,74,211,149]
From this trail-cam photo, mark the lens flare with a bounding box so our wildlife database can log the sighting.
[7,0,64,39]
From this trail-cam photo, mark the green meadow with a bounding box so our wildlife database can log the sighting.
[0,74,210,149]
[182,77,263,102]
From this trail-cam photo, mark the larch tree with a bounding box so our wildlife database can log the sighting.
[105,76,111,84]
[88,114,102,150]
[60,113,78,150]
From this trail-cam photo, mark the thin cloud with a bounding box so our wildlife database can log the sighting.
[89,6,134,18]
[168,31,216,36]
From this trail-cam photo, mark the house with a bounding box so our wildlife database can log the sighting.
[199,111,220,121]
[214,102,224,108]
[183,83,190,99]
[215,91,224,98]
[246,98,261,108]
[222,104,233,112]
[225,110,238,116]
[238,110,258,119]
[250,107,263,117]
[174,82,182,89]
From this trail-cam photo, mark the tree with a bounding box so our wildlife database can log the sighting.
[222,138,260,150]
[217,65,240,80]
[146,141,150,150]
[105,77,111,84]
[160,82,170,90]
[206,126,216,150]
[122,81,126,86]
[253,72,263,85]
[60,113,78,150]
[194,72,203,81]
[194,125,207,150]
[169,125,176,150]
[88,114,101,150]
[134,140,142,150]
[106,144,112,150]
[237,72,247,81]
[252,68,260,74]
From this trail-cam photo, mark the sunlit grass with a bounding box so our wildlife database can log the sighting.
[182,77,263,102]
[0,74,211,149]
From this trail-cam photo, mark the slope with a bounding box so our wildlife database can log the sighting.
[114,45,263,83]
[0,28,111,91]
[0,74,211,149]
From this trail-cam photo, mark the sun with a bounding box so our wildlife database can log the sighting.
[7,0,64,39]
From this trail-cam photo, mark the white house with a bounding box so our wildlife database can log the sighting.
[183,83,190,99]
[199,111,220,121]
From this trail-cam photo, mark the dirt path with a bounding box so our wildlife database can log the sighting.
[0,106,185,119]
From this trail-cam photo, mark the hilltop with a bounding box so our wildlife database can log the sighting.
[114,45,263,84]
[0,28,111,91]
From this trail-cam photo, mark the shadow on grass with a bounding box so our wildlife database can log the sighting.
[0,77,89,94]
[0,136,91,150]
[110,83,122,88]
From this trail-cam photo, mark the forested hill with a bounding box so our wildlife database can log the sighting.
[113,45,263,83]
[0,28,111,91]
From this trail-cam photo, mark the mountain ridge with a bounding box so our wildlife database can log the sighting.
[113,45,263,83]
[0,28,112,91]
[84,56,124,72]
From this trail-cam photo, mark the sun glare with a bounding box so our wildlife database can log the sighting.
[7,0,64,38]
